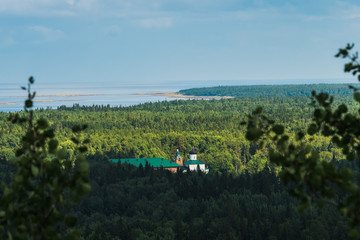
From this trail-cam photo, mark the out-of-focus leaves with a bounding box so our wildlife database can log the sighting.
[245,44,360,239]
[0,77,90,240]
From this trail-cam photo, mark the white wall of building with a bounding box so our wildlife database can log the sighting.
[188,164,205,171]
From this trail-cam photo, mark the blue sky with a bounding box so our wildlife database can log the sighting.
[1,0,360,85]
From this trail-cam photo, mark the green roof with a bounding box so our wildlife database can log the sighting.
[174,151,182,160]
[184,160,205,165]
[109,158,182,168]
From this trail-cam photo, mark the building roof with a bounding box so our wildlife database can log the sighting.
[189,149,198,154]
[174,150,182,160]
[109,158,182,168]
[184,160,205,165]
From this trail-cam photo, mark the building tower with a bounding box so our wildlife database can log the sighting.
[184,149,208,173]
[174,149,183,166]
[189,149,197,161]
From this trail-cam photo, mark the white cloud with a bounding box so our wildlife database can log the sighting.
[333,2,360,19]
[29,25,64,41]
[0,0,241,17]
[2,0,357,25]
[347,14,360,19]
[0,0,96,16]
[232,7,279,21]
[138,17,173,28]
[344,7,360,19]
[73,0,97,11]
[303,15,328,21]
[0,0,58,13]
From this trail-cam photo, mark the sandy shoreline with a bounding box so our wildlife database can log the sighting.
[35,100,54,102]
[0,102,16,105]
[4,94,103,98]
[133,92,233,99]
[36,94,102,97]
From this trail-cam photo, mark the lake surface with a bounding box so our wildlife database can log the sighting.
[0,81,223,112]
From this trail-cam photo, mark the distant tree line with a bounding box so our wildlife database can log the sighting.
[178,84,360,98]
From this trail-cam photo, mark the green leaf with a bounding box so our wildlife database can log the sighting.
[354,92,360,102]
[18,224,26,232]
[37,118,49,129]
[307,123,318,135]
[78,160,89,174]
[56,149,67,159]
[297,202,309,213]
[29,76,34,84]
[71,125,82,133]
[314,109,325,119]
[7,231,13,240]
[272,124,284,135]
[31,165,39,177]
[296,131,304,140]
[44,129,55,138]
[71,137,79,144]
[48,139,59,154]
[65,216,77,227]
[253,106,263,114]
[349,229,360,240]
[246,127,262,141]
[25,100,33,108]
[78,146,87,153]
[65,229,82,240]
[78,183,91,195]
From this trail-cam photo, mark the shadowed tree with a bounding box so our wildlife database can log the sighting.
[244,44,360,239]
[0,77,91,240]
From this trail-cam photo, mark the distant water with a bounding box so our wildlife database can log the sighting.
[1,79,353,112]
[0,81,221,112]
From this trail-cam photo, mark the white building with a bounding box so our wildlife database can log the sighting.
[183,149,209,173]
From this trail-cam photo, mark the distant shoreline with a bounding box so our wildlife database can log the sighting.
[0,102,16,105]
[133,92,233,99]
[4,94,102,98]
[36,94,102,97]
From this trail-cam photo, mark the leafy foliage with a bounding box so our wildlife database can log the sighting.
[245,44,360,239]
[0,77,90,240]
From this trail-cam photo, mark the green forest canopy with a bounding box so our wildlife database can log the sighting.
[1,82,359,239]
[0,83,357,174]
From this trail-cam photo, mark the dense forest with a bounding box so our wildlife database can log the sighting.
[178,84,360,98]
[1,94,352,174]
[0,153,350,240]
[1,84,359,175]
[75,156,350,240]
[1,83,359,239]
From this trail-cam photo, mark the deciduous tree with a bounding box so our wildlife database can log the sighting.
[0,77,90,240]
[245,44,360,239]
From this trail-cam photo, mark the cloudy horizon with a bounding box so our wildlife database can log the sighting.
[1,0,360,85]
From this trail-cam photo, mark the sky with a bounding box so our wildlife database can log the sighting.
[1,0,360,85]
